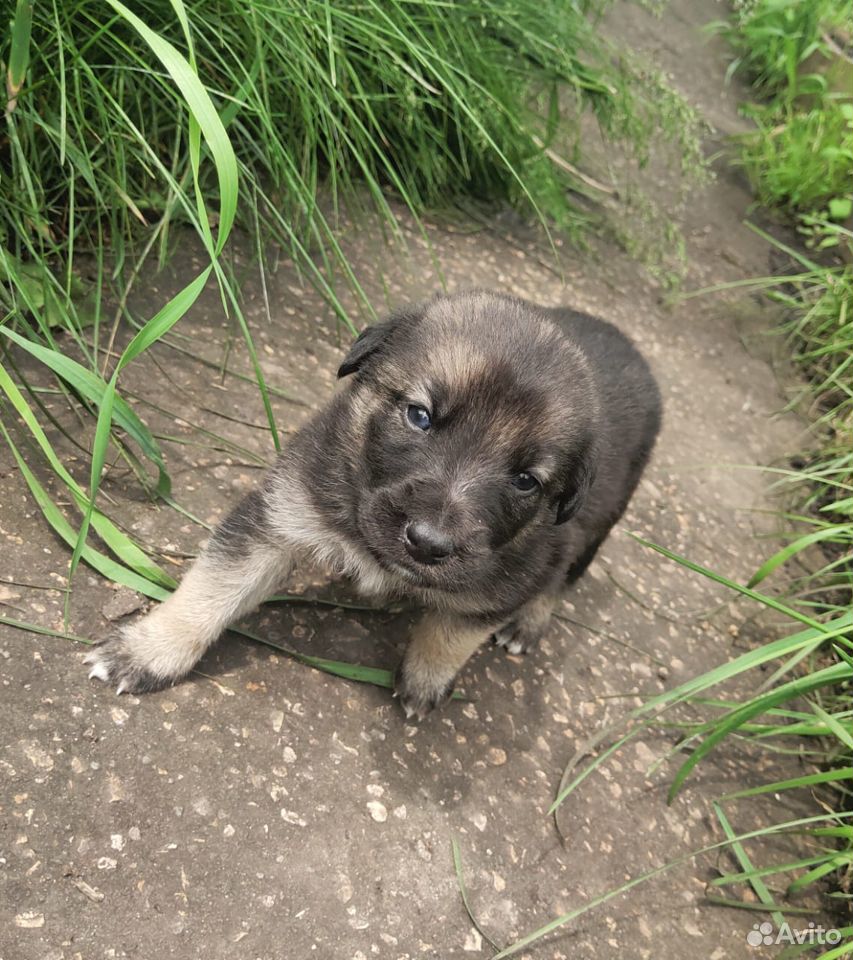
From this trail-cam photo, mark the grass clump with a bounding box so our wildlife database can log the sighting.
[713,0,853,216]
[1,0,704,337]
[715,0,853,98]
[766,254,852,616]
[713,0,852,603]
[739,100,853,214]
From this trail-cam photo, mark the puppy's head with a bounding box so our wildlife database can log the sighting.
[337,291,600,593]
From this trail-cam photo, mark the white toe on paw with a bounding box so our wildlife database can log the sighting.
[492,628,515,649]
[506,640,525,655]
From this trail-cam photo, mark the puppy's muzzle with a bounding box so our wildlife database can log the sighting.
[403,520,456,565]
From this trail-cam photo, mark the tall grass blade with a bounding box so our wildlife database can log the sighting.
[491,812,853,958]
[5,0,33,112]
[713,801,784,927]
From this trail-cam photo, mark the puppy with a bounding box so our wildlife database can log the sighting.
[87,291,661,719]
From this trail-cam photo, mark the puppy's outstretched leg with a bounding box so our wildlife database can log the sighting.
[87,490,291,694]
[394,613,493,720]
[492,591,557,656]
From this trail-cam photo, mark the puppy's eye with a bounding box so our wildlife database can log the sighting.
[512,471,540,493]
[406,404,432,431]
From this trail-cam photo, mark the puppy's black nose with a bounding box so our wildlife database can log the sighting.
[403,520,455,564]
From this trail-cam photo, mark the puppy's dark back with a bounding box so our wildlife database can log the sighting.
[549,307,662,528]
[550,308,661,435]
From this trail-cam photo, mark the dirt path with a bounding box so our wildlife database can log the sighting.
[2,2,825,958]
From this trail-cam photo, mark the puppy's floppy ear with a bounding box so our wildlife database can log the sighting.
[338,306,424,379]
[554,435,598,525]
[337,318,398,379]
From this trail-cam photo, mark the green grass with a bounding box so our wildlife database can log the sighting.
[759,233,852,618]
[715,0,852,622]
[684,221,852,613]
[642,229,853,956]
[1,0,705,338]
[738,99,853,214]
[713,0,853,99]
[0,0,704,607]
[715,0,853,218]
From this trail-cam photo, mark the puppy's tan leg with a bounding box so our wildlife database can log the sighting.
[86,491,291,694]
[492,591,557,655]
[394,613,493,720]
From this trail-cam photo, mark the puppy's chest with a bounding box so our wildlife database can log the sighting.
[305,533,399,599]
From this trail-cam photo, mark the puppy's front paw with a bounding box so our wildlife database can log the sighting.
[393,662,455,721]
[85,618,187,695]
[85,633,170,695]
[492,594,555,656]
[492,621,541,656]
